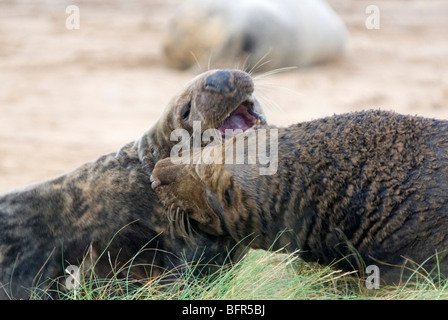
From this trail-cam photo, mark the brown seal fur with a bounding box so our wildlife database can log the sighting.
[151,110,448,285]
[0,69,265,299]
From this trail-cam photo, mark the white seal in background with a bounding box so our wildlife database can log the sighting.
[163,0,348,72]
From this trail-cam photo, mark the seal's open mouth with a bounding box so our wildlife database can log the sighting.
[217,101,265,137]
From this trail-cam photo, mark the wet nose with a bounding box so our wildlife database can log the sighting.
[205,70,235,94]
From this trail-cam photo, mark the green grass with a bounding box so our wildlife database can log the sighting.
[32,249,448,300]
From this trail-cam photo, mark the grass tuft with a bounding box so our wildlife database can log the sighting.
[29,249,448,300]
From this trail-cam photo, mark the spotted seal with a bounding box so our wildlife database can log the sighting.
[0,69,265,299]
[151,110,448,284]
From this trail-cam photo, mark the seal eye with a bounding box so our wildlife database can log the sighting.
[224,188,234,206]
[181,101,191,122]
[242,33,256,53]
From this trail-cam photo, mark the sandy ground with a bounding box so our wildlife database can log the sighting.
[0,0,447,193]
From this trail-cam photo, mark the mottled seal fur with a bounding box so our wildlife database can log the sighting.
[151,110,448,284]
[163,0,347,72]
[0,69,265,299]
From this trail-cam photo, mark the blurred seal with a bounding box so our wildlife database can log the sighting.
[163,0,348,72]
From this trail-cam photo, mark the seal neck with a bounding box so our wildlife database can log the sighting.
[136,120,176,175]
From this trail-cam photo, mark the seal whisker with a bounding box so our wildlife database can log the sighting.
[166,207,195,244]
[189,50,203,73]
[253,89,286,113]
[240,52,253,73]
[252,66,298,81]
[254,81,304,113]
[246,48,273,75]
[207,52,213,72]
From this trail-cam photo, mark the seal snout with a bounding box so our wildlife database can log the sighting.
[205,70,236,94]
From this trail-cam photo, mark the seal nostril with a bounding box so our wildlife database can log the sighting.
[205,70,235,94]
